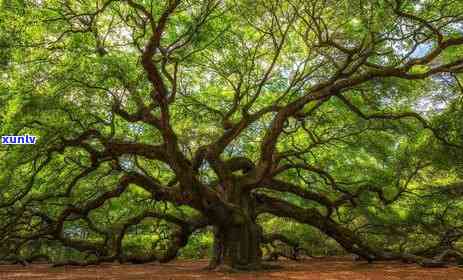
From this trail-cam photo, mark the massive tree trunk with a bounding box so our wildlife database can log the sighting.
[207,185,263,269]
[211,221,262,269]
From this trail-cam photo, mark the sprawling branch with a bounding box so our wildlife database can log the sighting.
[336,94,462,148]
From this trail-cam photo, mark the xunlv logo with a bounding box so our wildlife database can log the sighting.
[1,135,37,145]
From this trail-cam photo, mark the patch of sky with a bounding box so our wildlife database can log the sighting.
[64,226,85,238]
[447,22,463,34]
[120,156,135,171]
[129,123,144,135]
[413,76,457,116]
[414,0,427,11]
[413,94,448,115]
[409,43,432,59]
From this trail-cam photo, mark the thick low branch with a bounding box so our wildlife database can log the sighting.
[255,193,378,261]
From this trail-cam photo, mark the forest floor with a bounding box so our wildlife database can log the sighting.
[0,257,462,280]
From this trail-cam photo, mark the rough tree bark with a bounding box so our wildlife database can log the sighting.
[206,184,263,269]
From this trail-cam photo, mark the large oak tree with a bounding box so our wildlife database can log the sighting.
[1,0,463,269]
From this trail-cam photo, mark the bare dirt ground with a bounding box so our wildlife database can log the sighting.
[0,258,462,280]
